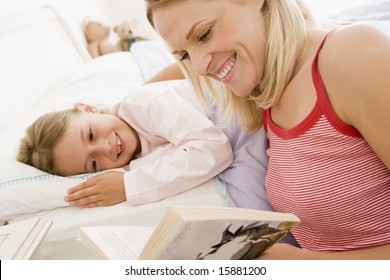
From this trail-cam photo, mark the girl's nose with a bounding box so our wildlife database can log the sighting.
[95,139,111,156]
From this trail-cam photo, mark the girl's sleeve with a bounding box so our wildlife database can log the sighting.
[119,83,233,205]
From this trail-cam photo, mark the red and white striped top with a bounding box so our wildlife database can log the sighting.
[263,36,390,252]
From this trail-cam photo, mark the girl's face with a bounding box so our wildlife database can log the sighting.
[153,0,267,97]
[54,109,140,175]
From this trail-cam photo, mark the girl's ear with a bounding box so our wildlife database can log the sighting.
[74,103,101,113]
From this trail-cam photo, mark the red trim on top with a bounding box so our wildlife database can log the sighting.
[265,33,362,140]
[266,102,323,140]
[311,35,362,138]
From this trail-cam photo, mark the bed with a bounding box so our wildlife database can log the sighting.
[0,6,226,260]
[1,2,389,260]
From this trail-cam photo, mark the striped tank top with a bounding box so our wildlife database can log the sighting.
[263,35,390,251]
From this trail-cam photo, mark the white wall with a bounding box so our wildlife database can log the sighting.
[102,0,158,39]
[0,0,374,50]
[308,0,374,20]
[0,0,157,48]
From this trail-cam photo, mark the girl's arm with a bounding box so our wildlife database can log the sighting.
[119,81,233,205]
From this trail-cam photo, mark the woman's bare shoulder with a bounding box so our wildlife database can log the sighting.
[318,24,390,122]
[321,23,389,71]
[316,24,390,168]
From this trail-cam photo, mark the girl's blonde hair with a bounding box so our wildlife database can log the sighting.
[17,109,80,175]
[17,105,115,175]
[145,0,315,132]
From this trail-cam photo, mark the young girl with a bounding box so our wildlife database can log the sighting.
[17,80,233,207]
[145,0,390,259]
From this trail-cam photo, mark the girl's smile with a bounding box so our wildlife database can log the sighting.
[54,110,140,175]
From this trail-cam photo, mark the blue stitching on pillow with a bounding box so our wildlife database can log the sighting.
[0,171,103,188]
[0,173,56,187]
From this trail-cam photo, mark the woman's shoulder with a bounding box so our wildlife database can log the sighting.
[329,22,386,40]
[318,23,390,90]
[321,23,389,69]
[318,23,390,124]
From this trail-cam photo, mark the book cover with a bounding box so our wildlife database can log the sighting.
[79,205,300,260]
[153,219,292,260]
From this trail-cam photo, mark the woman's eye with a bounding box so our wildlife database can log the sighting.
[179,51,189,61]
[91,156,97,172]
[198,27,212,42]
[88,128,94,142]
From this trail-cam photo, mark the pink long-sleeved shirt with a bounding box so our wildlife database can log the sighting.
[118,80,233,205]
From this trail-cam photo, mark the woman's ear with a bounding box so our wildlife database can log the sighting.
[74,103,101,113]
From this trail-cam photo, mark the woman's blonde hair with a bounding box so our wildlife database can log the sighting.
[145,0,315,132]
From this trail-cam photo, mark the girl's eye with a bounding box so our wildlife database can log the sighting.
[198,27,212,42]
[91,156,97,172]
[179,51,189,61]
[88,128,94,142]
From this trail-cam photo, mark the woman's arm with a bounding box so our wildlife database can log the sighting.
[321,24,390,169]
[145,62,184,84]
[260,243,390,259]
[112,62,184,115]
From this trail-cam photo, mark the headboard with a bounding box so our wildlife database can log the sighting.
[0,5,90,131]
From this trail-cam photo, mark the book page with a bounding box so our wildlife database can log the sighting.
[0,218,52,260]
[0,219,37,259]
[79,226,155,260]
[14,219,53,259]
[0,233,7,245]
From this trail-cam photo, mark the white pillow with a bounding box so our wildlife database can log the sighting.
[130,41,175,80]
[0,158,83,222]
[324,0,390,34]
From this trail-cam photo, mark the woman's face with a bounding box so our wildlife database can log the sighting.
[153,0,267,97]
[54,110,140,176]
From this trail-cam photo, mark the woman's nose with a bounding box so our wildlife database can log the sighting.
[188,48,211,77]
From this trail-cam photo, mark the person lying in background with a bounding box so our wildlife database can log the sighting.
[17,80,233,208]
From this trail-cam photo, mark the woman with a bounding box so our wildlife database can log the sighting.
[18,80,233,207]
[145,0,390,259]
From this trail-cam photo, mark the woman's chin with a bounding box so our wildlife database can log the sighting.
[230,86,254,98]
[226,80,257,97]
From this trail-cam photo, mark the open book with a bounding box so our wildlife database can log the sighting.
[79,205,300,260]
[0,218,53,259]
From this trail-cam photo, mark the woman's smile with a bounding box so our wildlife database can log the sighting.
[215,54,236,81]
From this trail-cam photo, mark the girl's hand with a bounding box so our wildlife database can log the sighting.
[65,171,126,208]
